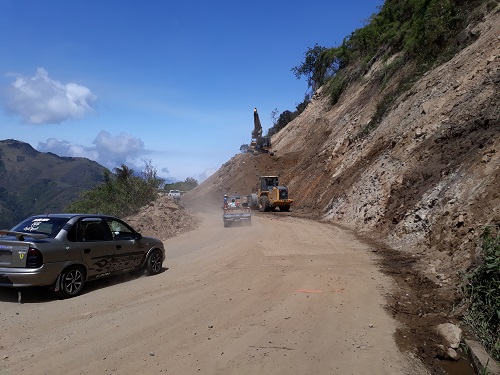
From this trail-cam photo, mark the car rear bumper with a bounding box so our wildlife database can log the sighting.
[223,214,252,222]
[0,263,63,288]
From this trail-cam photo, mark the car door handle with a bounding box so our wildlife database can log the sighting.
[84,248,91,254]
[116,245,122,250]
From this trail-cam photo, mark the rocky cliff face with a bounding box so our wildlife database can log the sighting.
[279,10,499,285]
[191,11,499,287]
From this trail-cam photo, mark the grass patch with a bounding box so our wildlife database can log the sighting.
[461,224,500,362]
[326,75,347,105]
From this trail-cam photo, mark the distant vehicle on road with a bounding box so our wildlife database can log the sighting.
[168,190,181,200]
[0,214,165,298]
[222,195,252,228]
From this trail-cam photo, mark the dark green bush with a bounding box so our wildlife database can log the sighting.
[266,98,310,138]
[462,224,500,361]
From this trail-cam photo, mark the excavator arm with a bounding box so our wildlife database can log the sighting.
[249,107,272,154]
[252,108,262,139]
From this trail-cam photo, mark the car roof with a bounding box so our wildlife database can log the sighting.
[28,213,113,220]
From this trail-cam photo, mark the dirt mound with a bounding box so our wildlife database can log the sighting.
[125,194,200,241]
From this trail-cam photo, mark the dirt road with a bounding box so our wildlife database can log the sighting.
[0,211,427,375]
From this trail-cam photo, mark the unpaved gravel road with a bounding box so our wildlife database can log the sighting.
[0,211,427,375]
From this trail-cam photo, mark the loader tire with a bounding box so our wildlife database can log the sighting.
[259,196,270,212]
[250,194,259,210]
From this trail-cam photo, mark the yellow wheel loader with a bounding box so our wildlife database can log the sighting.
[249,176,293,212]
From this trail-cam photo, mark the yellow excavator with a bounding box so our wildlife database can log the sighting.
[249,176,293,212]
[248,108,273,155]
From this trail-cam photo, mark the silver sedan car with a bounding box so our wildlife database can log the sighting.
[0,214,165,298]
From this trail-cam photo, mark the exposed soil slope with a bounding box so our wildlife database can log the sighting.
[190,10,499,289]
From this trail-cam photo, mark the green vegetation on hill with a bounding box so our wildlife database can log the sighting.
[0,139,198,225]
[462,225,500,361]
[265,99,309,138]
[0,139,106,228]
[66,161,163,218]
[286,0,495,135]
[294,0,493,90]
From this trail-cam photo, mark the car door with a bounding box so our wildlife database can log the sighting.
[105,217,145,271]
[77,218,116,279]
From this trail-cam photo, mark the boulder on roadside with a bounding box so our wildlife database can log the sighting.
[436,323,462,349]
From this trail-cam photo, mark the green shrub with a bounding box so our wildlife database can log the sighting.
[462,224,500,361]
[66,161,163,218]
[266,98,310,138]
[326,75,347,105]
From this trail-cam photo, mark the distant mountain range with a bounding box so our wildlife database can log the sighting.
[0,139,107,228]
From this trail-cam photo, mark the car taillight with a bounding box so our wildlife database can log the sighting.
[26,247,43,268]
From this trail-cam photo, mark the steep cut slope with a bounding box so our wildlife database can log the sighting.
[191,10,499,288]
[275,10,499,285]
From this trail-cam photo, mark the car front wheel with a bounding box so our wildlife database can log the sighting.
[55,266,86,299]
[146,249,163,275]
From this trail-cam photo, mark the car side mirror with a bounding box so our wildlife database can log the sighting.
[135,232,143,240]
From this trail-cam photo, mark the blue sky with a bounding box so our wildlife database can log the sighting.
[0,0,382,182]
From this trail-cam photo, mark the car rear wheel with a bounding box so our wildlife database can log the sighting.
[146,249,163,275]
[55,266,85,299]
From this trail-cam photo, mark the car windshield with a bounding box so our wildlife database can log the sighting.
[10,217,70,238]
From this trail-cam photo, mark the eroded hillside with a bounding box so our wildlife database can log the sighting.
[189,10,499,289]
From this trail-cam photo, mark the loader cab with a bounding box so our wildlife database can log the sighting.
[260,176,279,192]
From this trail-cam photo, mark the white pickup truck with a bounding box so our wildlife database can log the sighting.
[168,190,181,201]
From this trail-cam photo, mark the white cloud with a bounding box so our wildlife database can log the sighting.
[37,138,98,160]
[93,131,145,168]
[37,131,146,171]
[5,68,96,124]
